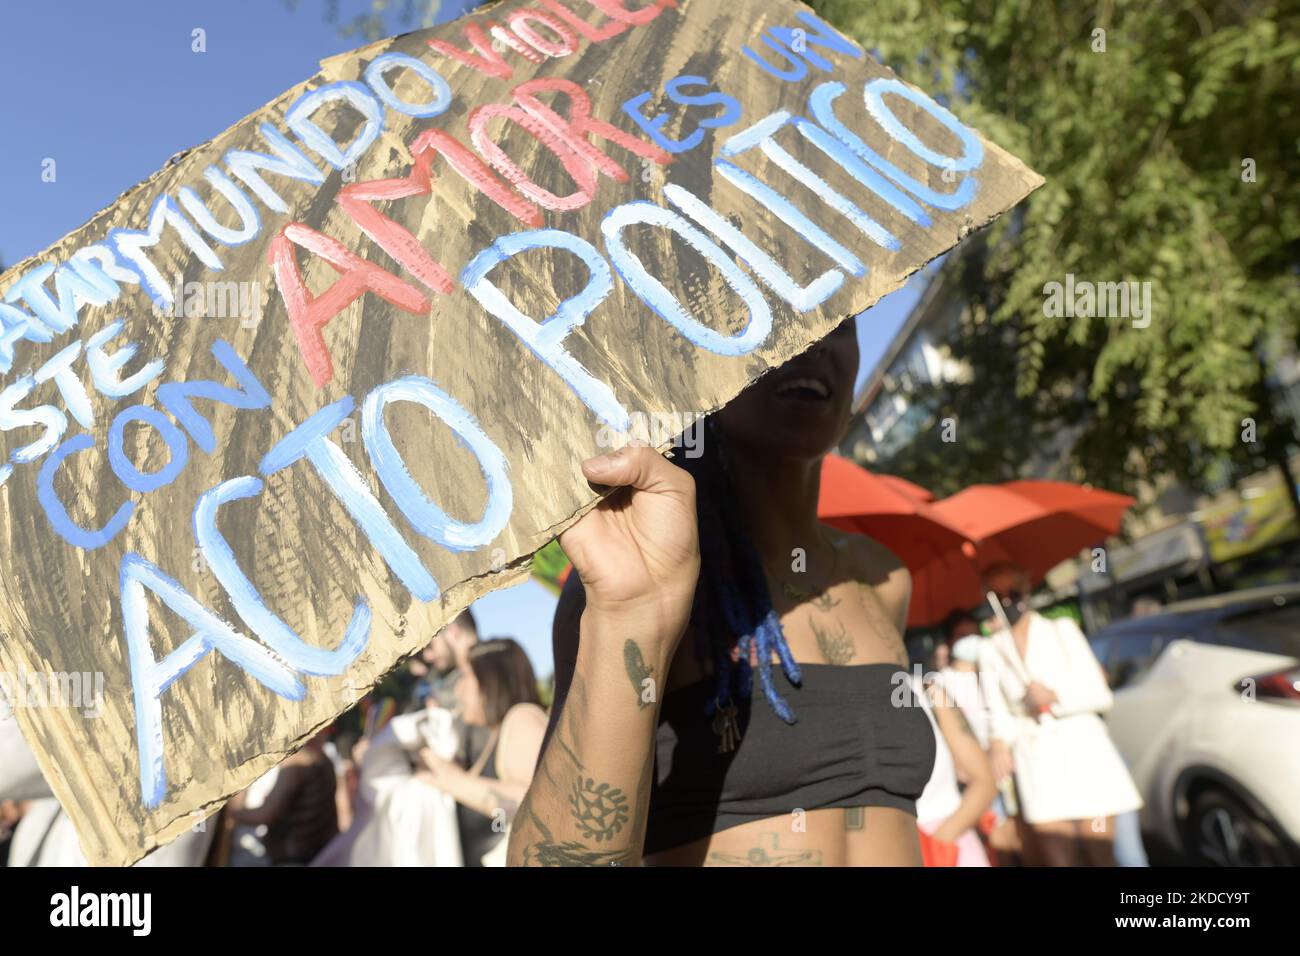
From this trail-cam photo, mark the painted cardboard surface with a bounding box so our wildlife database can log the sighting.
[0,0,1042,864]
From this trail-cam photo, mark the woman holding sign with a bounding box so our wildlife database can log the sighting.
[510,318,936,866]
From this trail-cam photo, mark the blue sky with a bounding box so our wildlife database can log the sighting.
[0,0,924,676]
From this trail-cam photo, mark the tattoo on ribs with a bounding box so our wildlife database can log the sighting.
[852,581,908,666]
[623,639,654,709]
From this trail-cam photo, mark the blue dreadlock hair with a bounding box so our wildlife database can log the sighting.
[679,416,801,724]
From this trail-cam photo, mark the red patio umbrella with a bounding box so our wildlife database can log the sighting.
[537,456,1026,631]
[931,480,1135,585]
[818,455,984,627]
[877,473,936,503]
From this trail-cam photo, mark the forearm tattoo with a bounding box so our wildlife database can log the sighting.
[519,807,633,867]
[569,777,630,841]
[623,639,654,710]
[512,670,657,866]
[551,669,588,773]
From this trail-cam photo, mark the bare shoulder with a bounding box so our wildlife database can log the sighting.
[499,702,548,781]
[826,526,912,624]
[502,702,548,737]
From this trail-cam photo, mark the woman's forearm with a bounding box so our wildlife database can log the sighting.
[508,612,675,866]
[433,768,530,822]
[932,776,997,844]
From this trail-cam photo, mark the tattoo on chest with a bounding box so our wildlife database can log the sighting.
[568,777,631,842]
[810,617,855,665]
[782,574,907,666]
[707,832,823,867]
[782,580,840,612]
[623,639,654,710]
[852,581,908,666]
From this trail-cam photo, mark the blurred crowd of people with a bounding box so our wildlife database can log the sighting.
[1,561,1148,868]
[212,609,548,867]
[0,608,548,868]
[921,563,1145,867]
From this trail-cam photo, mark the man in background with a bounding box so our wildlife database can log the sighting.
[311,609,486,864]
[410,608,479,711]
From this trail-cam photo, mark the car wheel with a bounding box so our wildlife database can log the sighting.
[1184,788,1295,866]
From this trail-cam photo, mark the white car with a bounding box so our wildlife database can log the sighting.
[1090,584,1300,865]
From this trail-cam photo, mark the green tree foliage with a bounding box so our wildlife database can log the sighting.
[814,0,1300,496]
[314,0,444,42]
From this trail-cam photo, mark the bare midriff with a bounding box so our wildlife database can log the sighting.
[643,805,922,866]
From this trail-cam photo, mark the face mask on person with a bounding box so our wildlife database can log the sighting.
[999,590,1029,626]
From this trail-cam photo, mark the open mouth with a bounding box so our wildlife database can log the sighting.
[774,375,833,403]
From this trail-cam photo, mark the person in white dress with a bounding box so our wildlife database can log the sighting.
[309,705,466,867]
[936,631,993,750]
[978,563,1142,866]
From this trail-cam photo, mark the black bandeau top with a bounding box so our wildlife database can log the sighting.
[642,662,936,856]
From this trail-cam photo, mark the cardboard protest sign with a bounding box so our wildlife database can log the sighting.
[0,0,1042,864]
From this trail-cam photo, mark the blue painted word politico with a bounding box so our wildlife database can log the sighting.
[0,3,985,808]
